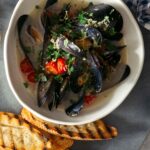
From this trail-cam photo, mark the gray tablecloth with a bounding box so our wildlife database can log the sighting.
[0,1,150,150]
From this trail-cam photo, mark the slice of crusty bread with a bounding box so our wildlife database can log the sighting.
[0,112,73,150]
[21,108,118,141]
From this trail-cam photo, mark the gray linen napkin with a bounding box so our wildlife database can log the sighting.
[124,0,150,30]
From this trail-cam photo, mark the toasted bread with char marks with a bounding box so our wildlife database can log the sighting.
[21,108,118,141]
[0,112,73,150]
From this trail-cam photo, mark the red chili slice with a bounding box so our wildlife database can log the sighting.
[57,58,67,74]
[45,61,59,75]
[20,58,33,74]
[27,72,36,83]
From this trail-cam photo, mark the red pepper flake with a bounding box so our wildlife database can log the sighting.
[84,95,96,106]
[27,72,36,83]
[20,58,33,74]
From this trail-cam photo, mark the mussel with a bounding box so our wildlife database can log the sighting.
[55,77,69,107]
[75,26,103,47]
[87,52,103,93]
[37,76,53,107]
[17,0,48,71]
[57,36,86,58]
[70,69,83,93]
[102,64,130,91]
[17,0,59,108]
[66,87,85,117]
[48,77,69,110]
[80,4,124,40]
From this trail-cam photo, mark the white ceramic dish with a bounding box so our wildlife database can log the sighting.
[4,0,144,125]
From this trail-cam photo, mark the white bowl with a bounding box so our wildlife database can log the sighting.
[4,0,144,125]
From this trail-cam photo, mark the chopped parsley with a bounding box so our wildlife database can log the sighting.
[35,73,48,82]
[23,82,29,88]
[77,11,87,24]
[107,27,117,36]
[67,56,75,75]
[64,39,69,47]
[54,75,63,83]
[35,5,40,9]
[24,47,32,53]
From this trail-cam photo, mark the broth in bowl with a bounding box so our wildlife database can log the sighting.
[17,0,129,117]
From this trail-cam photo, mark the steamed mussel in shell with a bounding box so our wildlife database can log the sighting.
[17,0,130,117]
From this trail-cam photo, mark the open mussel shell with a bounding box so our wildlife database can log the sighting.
[84,4,123,41]
[37,76,53,107]
[55,78,69,108]
[57,36,86,58]
[86,27,102,46]
[75,26,102,47]
[70,70,83,93]
[44,0,58,9]
[102,64,130,91]
[87,53,103,93]
[86,4,123,32]
[66,88,85,117]
[46,77,69,110]
[17,0,48,71]
[90,67,103,93]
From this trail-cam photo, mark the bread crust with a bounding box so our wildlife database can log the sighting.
[21,108,118,141]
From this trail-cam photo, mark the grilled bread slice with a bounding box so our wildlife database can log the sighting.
[0,112,73,150]
[21,108,118,141]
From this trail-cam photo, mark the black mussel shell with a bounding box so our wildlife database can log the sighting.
[70,70,83,93]
[102,32,123,41]
[86,27,102,46]
[45,0,58,9]
[65,97,84,117]
[102,64,131,91]
[37,76,53,107]
[86,4,123,32]
[90,67,103,93]
[84,4,123,40]
[87,53,103,93]
[120,65,130,82]
[57,36,85,58]
[55,78,69,108]
[17,15,28,34]
[66,88,85,117]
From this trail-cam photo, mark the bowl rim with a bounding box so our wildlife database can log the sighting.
[4,0,144,125]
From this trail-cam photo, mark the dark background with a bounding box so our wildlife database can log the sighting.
[0,0,150,149]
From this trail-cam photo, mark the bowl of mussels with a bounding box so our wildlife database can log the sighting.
[4,0,144,125]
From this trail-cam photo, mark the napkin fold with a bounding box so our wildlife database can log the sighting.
[124,0,150,30]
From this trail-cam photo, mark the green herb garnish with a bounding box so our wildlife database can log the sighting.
[35,5,40,9]
[64,39,69,47]
[35,73,48,82]
[77,11,87,24]
[54,75,63,83]
[23,82,29,88]
[24,47,32,53]
[107,27,117,36]
[67,56,75,75]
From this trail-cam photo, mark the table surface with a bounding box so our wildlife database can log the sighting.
[0,1,150,150]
